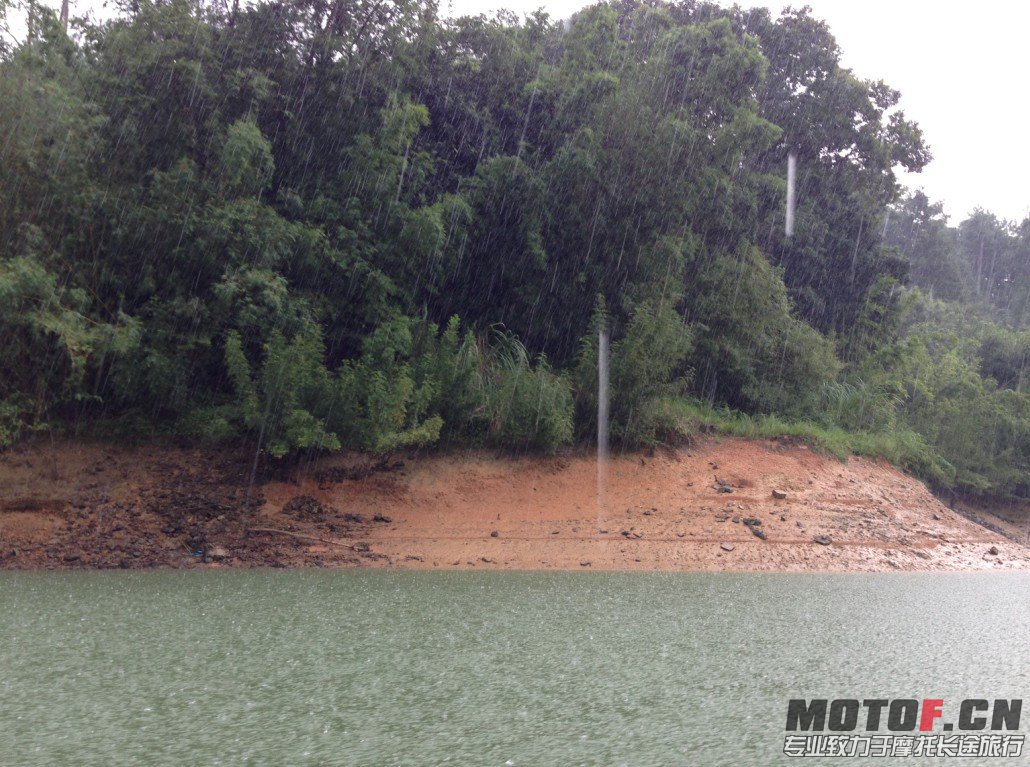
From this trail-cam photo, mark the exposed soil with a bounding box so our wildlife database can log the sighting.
[1,437,1027,572]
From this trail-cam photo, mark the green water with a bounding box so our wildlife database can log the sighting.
[1,572,1027,766]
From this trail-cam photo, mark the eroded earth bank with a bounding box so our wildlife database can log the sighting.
[1,437,1027,572]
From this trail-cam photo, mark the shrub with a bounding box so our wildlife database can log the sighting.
[476,332,574,452]
[574,297,694,446]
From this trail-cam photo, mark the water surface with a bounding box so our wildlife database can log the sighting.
[1,572,1027,765]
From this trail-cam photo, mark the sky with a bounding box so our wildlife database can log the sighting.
[15,0,1030,223]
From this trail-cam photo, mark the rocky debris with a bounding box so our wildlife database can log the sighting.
[813,535,832,546]
[720,542,735,552]
[772,489,787,500]
[282,495,329,521]
[750,527,768,541]
[989,545,1000,555]
[205,545,229,562]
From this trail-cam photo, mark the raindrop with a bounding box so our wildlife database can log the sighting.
[785,151,797,237]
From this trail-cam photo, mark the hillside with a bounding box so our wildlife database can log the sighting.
[2,438,1026,572]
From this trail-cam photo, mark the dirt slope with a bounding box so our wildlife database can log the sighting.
[1,437,1026,571]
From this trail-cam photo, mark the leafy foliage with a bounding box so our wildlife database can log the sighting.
[0,0,1025,500]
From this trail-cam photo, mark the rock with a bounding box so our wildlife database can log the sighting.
[780,515,787,522]
[720,542,735,552]
[579,561,591,567]
[989,545,999,555]
[813,535,832,546]
[716,484,733,494]
[772,489,787,500]
[933,513,942,520]
[490,530,499,538]
[373,514,392,523]
[731,516,740,523]
[282,495,328,520]
[742,517,761,527]
[750,528,767,541]
[206,545,229,560]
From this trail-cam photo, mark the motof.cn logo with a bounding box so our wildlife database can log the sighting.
[783,698,1024,758]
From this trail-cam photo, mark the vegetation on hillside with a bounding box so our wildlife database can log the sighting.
[0,0,1026,499]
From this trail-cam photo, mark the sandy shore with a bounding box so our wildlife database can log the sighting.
[1,437,1027,572]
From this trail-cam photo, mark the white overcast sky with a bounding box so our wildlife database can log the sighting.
[19,0,1030,223]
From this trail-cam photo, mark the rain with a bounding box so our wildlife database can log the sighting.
[0,0,1028,762]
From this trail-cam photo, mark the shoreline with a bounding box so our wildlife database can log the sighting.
[1,437,1027,573]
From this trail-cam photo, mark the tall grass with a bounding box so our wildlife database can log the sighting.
[662,398,955,488]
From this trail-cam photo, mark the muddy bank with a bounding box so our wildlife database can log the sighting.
[1,437,1027,572]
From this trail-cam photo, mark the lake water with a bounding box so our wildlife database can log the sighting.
[1,572,1027,766]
